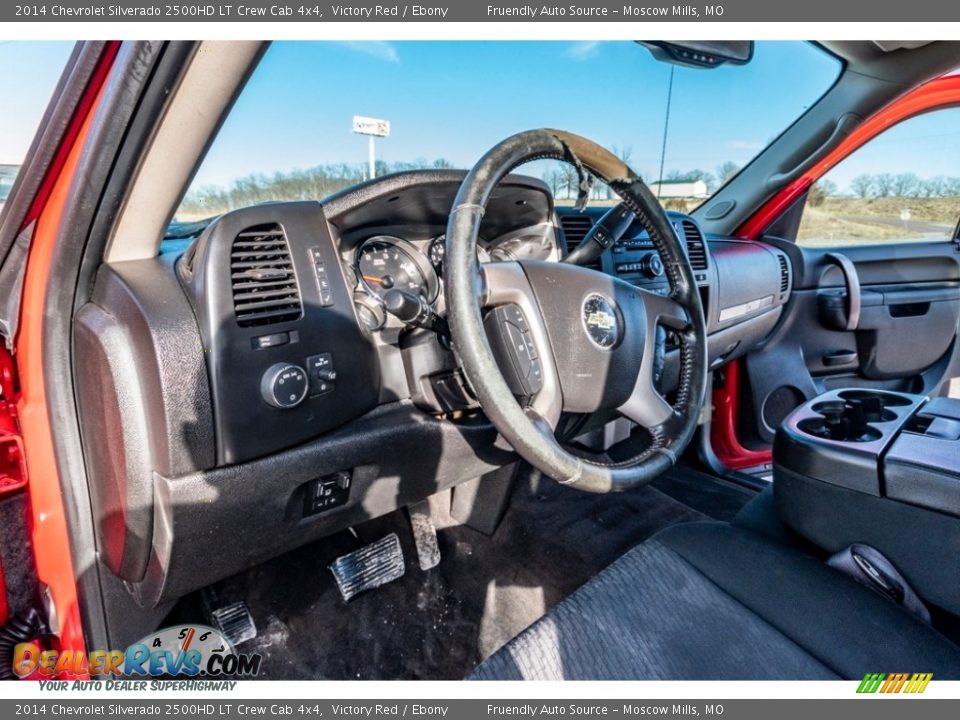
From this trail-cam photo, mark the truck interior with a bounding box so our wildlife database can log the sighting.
[1,39,959,680]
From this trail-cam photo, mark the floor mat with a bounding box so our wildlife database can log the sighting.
[651,465,758,522]
[166,467,745,679]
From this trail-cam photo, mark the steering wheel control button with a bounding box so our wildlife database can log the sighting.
[260,363,309,409]
[483,304,543,398]
[306,353,336,395]
[303,471,352,516]
[582,294,621,350]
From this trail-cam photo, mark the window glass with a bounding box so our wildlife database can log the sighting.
[798,108,960,247]
[176,41,839,222]
[0,42,75,210]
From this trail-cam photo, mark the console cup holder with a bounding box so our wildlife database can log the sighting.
[837,389,912,407]
[798,416,882,443]
[799,391,907,443]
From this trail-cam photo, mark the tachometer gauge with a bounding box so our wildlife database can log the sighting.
[356,236,439,303]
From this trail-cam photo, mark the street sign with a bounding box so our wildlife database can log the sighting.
[352,116,391,137]
[900,208,911,222]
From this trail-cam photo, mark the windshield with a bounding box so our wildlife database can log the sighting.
[176,41,840,222]
[0,41,74,209]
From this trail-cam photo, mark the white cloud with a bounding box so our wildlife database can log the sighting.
[338,41,399,63]
[567,42,600,60]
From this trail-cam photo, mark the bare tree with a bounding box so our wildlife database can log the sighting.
[891,173,920,197]
[849,174,874,199]
[807,179,837,207]
[612,145,634,165]
[716,161,741,184]
[542,168,564,198]
[873,173,895,198]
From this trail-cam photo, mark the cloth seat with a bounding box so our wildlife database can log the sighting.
[470,521,960,680]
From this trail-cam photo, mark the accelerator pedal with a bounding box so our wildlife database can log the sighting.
[208,601,257,646]
[330,532,405,601]
[407,501,441,571]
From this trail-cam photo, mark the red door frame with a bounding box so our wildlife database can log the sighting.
[712,74,960,470]
[12,42,120,672]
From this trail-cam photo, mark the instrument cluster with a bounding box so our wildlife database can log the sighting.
[345,225,557,331]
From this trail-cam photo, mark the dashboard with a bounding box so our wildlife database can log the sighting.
[170,170,793,466]
[73,169,793,607]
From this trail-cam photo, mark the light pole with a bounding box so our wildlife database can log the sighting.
[352,116,391,180]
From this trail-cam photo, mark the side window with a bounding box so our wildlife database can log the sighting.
[0,42,74,210]
[797,107,960,247]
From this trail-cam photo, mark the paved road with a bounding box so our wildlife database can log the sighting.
[840,214,953,236]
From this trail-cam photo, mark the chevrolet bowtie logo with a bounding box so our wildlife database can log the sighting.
[581,294,620,349]
[585,311,616,331]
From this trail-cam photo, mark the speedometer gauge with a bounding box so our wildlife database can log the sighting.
[356,236,439,303]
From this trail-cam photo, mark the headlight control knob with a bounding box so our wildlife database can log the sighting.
[260,363,309,409]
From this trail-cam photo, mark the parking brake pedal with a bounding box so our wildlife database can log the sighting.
[407,500,441,571]
[330,533,405,601]
[208,601,257,647]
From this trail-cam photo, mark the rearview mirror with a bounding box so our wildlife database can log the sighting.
[639,41,754,69]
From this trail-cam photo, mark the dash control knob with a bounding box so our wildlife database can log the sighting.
[640,253,664,279]
[260,363,309,409]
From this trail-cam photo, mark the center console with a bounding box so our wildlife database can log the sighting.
[774,389,960,615]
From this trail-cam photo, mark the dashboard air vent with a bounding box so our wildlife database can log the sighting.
[681,220,708,271]
[559,214,601,269]
[559,214,594,248]
[777,254,791,293]
[230,224,302,327]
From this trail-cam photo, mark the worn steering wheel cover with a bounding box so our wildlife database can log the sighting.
[445,129,708,492]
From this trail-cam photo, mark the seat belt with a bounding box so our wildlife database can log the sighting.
[827,543,931,624]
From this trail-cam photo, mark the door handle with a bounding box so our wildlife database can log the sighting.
[823,350,858,367]
[824,252,862,331]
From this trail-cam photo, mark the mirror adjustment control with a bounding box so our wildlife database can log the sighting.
[260,363,309,409]
[306,353,336,395]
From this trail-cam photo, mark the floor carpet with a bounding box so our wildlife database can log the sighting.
[166,465,754,679]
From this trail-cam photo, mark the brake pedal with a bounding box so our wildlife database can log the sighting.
[209,601,258,646]
[407,501,441,571]
[330,533,405,601]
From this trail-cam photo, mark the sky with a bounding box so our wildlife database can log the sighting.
[0,41,74,166]
[7,41,960,199]
[821,106,960,191]
[187,40,841,193]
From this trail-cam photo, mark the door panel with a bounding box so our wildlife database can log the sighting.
[737,240,960,445]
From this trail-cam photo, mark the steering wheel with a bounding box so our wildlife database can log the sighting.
[444,130,708,493]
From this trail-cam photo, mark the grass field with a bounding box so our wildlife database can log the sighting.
[798,196,959,247]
